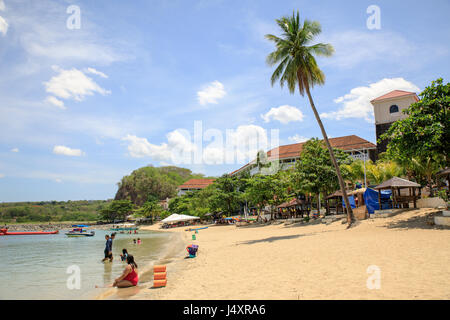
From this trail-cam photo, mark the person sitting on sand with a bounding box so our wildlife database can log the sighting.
[112,254,139,288]
[120,248,128,261]
[133,239,137,244]
[137,238,141,244]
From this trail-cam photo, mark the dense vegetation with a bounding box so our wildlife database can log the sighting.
[0,200,110,223]
[114,165,212,206]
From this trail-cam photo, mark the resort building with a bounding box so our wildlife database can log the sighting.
[230,135,376,176]
[177,178,216,196]
[370,90,419,155]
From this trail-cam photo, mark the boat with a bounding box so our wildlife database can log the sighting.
[110,223,139,231]
[0,228,59,236]
[65,227,95,237]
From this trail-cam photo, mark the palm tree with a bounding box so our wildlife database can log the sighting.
[265,11,355,226]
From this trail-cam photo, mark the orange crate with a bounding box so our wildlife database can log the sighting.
[153,265,166,273]
[153,279,167,288]
[154,272,167,280]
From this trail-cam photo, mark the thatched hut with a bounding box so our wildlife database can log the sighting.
[374,177,421,209]
[325,190,344,215]
[277,198,311,219]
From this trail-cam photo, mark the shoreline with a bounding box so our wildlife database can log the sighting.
[3,222,115,232]
[94,225,189,300]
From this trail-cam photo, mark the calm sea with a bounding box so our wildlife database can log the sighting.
[0,229,171,299]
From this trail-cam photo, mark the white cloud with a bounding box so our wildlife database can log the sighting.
[11,148,19,153]
[4,0,128,66]
[122,129,196,162]
[320,31,415,69]
[54,178,62,183]
[0,173,4,178]
[85,67,108,79]
[320,78,420,122]
[197,81,226,105]
[52,145,85,157]
[0,0,5,11]
[288,135,309,144]
[0,15,7,36]
[44,66,110,102]
[45,96,66,109]
[261,105,304,124]
[122,124,272,166]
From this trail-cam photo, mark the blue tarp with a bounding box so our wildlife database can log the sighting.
[72,224,90,227]
[364,188,392,214]
[342,195,356,209]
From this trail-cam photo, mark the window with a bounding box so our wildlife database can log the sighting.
[389,105,399,113]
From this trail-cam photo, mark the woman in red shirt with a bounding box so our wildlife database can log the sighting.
[113,254,139,288]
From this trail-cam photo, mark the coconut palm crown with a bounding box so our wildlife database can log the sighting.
[265,11,334,96]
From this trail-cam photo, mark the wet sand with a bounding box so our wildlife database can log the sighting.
[122,209,450,300]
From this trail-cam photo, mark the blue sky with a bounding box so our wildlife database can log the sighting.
[0,0,449,202]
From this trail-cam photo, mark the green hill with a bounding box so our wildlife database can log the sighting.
[114,165,214,206]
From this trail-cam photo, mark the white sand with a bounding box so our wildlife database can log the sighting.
[126,209,450,300]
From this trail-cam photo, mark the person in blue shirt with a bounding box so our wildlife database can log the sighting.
[102,234,115,262]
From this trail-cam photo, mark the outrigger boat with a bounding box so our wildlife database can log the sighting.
[110,223,139,231]
[65,225,95,237]
[0,228,59,236]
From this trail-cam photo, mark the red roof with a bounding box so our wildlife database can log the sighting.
[230,135,376,175]
[267,135,375,159]
[371,90,418,103]
[178,179,215,190]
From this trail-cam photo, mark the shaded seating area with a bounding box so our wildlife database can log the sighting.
[374,177,421,209]
[325,190,344,215]
[276,198,311,219]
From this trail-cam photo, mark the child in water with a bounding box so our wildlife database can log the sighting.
[120,249,128,261]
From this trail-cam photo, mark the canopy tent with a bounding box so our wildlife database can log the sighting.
[161,214,200,224]
[364,188,392,214]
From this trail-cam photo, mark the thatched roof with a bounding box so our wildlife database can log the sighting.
[374,177,420,189]
[437,167,450,177]
[277,198,305,208]
[326,190,343,199]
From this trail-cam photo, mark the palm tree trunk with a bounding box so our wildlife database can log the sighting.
[304,86,355,226]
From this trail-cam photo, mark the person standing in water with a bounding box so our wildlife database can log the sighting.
[102,234,113,262]
[112,254,139,288]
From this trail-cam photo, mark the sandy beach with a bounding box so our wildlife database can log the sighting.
[102,209,450,300]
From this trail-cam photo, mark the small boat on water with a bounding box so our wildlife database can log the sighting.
[65,226,95,237]
[110,223,139,231]
[0,228,59,236]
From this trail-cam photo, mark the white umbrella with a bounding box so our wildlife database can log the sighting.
[161,214,200,224]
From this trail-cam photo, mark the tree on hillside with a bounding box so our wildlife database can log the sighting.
[100,200,134,223]
[381,78,449,169]
[133,195,162,224]
[115,165,210,206]
[293,139,352,213]
[266,10,355,226]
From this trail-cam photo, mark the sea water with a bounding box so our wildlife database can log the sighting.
[0,229,171,299]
